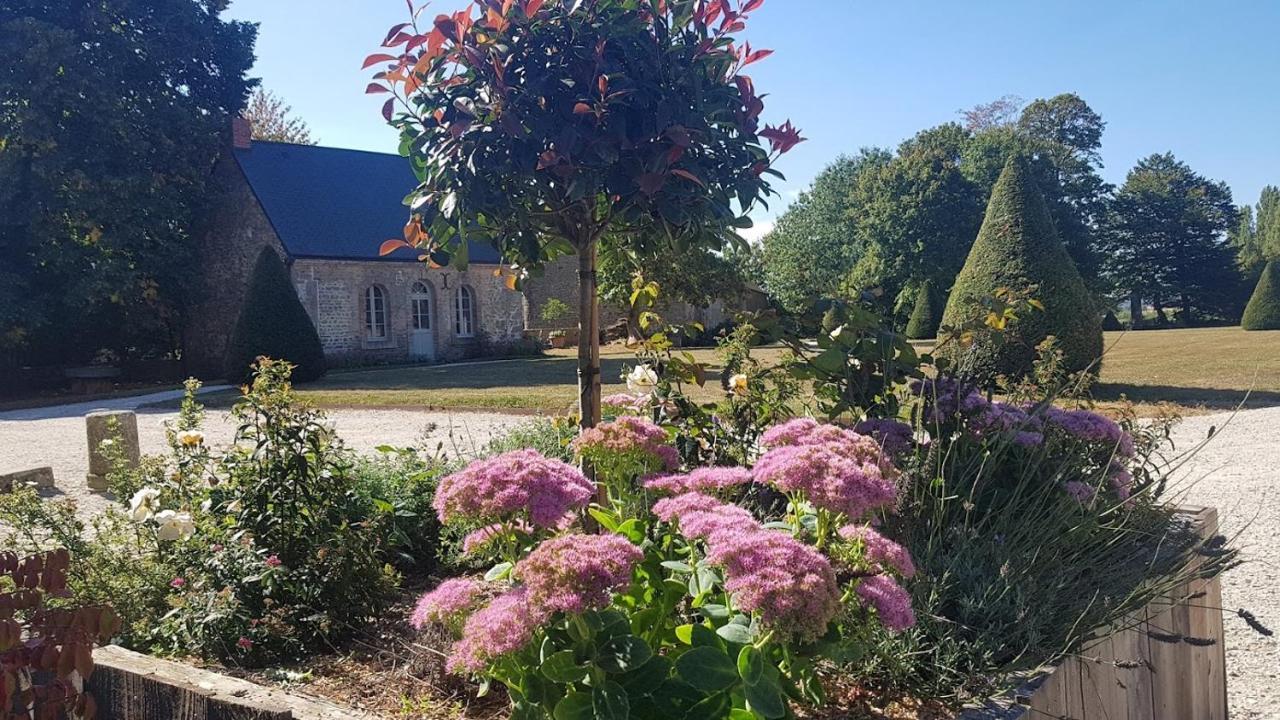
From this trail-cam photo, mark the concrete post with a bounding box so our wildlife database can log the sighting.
[85,410,140,492]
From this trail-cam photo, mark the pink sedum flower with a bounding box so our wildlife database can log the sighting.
[760,417,821,448]
[753,443,897,519]
[838,525,916,578]
[433,450,593,529]
[447,586,547,675]
[703,526,841,643]
[573,416,680,473]
[855,574,916,632]
[652,492,755,539]
[644,466,753,495]
[412,578,486,629]
[515,534,642,615]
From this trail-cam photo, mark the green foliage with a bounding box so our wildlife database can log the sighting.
[904,281,943,340]
[1100,153,1241,324]
[351,448,451,570]
[1242,260,1280,331]
[762,150,891,312]
[374,0,799,425]
[538,298,572,324]
[941,157,1103,385]
[0,0,257,364]
[223,249,326,384]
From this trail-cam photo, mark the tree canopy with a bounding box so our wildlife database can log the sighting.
[243,88,316,144]
[0,0,257,365]
[372,0,798,426]
[1100,153,1239,324]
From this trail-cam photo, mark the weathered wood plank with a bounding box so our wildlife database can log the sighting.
[89,646,380,720]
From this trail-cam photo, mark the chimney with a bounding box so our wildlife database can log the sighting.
[232,116,252,150]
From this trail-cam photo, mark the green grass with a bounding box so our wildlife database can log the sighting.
[177,327,1280,416]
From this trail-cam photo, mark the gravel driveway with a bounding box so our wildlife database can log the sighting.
[1,394,1275,718]
[0,388,525,521]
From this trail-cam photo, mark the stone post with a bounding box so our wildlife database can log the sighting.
[85,410,140,492]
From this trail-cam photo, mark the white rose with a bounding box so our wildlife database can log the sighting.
[129,487,162,523]
[155,510,196,542]
[626,364,658,393]
[176,430,204,448]
[729,374,749,396]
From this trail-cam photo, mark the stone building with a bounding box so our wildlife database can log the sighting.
[185,120,526,379]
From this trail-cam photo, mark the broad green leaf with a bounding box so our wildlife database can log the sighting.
[541,650,587,683]
[674,646,738,693]
[737,646,763,685]
[661,560,693,574]
[716,623,754,645]
[682,691,730,720]
[618,655,671,696]
[593,680,630,720]
[553,691,594,720]
[597,635,653,674]
[744,674,786,719]
[484,561,513,581]
[589,508,621,532]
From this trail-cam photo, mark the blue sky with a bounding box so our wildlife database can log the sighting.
[226,0,1280,239]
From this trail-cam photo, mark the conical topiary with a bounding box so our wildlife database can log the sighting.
[223,248,327,383]
[1101,310,1123,331]
[1242,260,1280,330]
[905,280,943,340]
[939,156,1102,384]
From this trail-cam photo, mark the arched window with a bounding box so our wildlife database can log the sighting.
[365,286,388,340]
[454,286,475,337]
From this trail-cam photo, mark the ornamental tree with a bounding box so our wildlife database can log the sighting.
[369,0,801,428]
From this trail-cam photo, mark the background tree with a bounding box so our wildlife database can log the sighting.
[599,241,745,339]
[1101,153,1239,325]
[959,94,1023,132]
[848,124,983,315]
[761,150,889,312]
[242,88,316,144]
[0,0,256,368]
[1231,204,1262,275]
[940,157,1102,384]
[373,0,798,428]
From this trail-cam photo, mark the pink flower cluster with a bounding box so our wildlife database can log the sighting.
[838,524,916,578]
[644,466,753,495]
[603,392,650,413]
[753,440,897,520]
[446,586,545,674]
[854,574,916,632]
[439,534,642,674]
[572,416,680,472]
[515,533,643,614]
[656,491,841,641]
[411,578,486,629]
[432,450,593,529]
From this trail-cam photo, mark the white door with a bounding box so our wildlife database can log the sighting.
[409,282,435,361]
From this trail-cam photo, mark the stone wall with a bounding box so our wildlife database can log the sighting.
[291,259,525,365]
[184,152,288,381]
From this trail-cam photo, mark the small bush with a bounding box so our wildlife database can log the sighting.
[904,281,943,339]
[1101,309,1124,331]
[352,448,453,570]
[1242,259,1280,330]
[940,157,1103,385]
[223,248,326,384]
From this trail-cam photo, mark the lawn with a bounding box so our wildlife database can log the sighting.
[188,327,1279,416]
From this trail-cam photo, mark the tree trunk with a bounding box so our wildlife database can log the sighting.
[1182,293,1194,326]
[577,238,602,430]
[1129,291,1143,329]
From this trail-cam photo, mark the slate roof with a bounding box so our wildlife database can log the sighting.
[233,141,501,264]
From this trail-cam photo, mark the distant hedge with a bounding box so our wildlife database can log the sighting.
[1242,260,1280,331]
[1101,310,1123,331]
[905,281,943,340]
[223,248,327,383]
[940,157,1102,384]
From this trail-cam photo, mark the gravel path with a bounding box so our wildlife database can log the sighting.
[0,390,525,521]
[1168,408,1280,720]
[1,394,1276,717]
